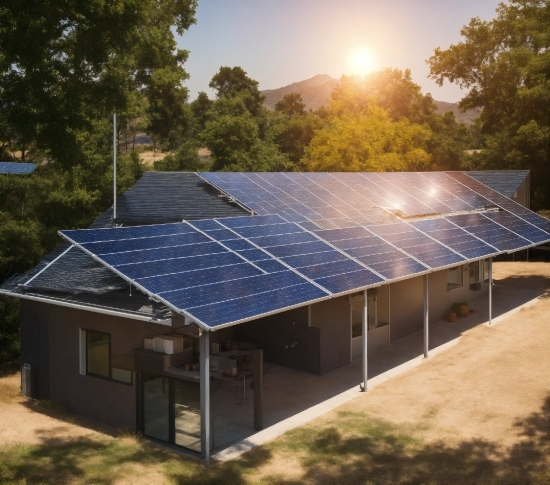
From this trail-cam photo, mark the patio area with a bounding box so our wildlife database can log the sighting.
[212,268,547,460]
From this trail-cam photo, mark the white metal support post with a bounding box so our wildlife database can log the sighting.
[361,289,368,391]
[489,258,493,325]
[200,330,211,465]
[113,111,117,227]
[423,274,429,358]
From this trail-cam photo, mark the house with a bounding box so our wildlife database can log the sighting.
[1,169,547,464]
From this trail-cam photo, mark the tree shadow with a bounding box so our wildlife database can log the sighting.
[261,393,550,485]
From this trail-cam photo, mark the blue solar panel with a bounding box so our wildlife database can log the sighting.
[254,259,288,273]
[135,263,263,294]
[298,260,366,279]
[186,283,328,328]
[62,223,194,244]
[266,241,334,258]
[0,162,37,175]
[482,211,550,244]
[367,258,428,280]
[115,252,245,279]
[202,228,238,241]
[78,232,210,254]
[446,213,532,251]
[235,248,271,262]
[160,271,305,309]
[100,241,225,266]
[411,218,498,259]
[316,269,384,294]
[248,232,318,248]
[233,222,303,238]
[281,251,347,268]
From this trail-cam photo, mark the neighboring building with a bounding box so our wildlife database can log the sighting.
[1,170,547,463]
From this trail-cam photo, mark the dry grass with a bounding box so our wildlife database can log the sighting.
[0,262,549,484]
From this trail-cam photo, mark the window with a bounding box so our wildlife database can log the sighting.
[81,329,132,384]
[87,330,110,378]
[447,266,463,291]
[469,261,481,286]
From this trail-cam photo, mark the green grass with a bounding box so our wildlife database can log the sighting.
[0,396,549,485]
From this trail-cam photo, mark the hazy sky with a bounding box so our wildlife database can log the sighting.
[177,0,503,103]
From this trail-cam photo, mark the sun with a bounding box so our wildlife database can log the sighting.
[349,49,376,76]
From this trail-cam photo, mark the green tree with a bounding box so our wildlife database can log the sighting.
[428,0,550,208]
[0,0,197,167]
[303,105,432,172]
[154,141,203,171]
[209,66,265,117]
[191,91,214,132]
[275,93,306,116]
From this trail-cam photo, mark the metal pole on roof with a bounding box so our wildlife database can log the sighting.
[113,111,117,227]
[360,289,368,391]
[200,330,211,465]
[489,258,493,325]
[423,274,429,358]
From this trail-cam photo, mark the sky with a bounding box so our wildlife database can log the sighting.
[177,0,503,103]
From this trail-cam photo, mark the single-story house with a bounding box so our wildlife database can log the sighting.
[1,169,546,464]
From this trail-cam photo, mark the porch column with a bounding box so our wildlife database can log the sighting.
[361,289,368,391]
[200,329,210,465]
[489,258,493,325]
[423,274,429,358]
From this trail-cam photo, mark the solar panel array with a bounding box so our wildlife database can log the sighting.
[0,162,37,175]
[59,171,550,330]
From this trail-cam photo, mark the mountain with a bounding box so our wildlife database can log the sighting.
[261,75,480,125]
[433,100,481,126]
[261,74,338,111]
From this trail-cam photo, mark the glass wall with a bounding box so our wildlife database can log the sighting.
[174,380,201,452]
[142,374,170,442]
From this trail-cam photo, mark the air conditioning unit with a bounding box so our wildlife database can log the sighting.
[470,282,482,291]
[154,335,184,354]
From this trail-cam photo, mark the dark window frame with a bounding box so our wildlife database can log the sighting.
[83,329,133,386]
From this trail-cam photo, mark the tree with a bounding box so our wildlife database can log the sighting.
[275,93,306,116]
[0,0,197,167]
[191,91,214,132]
[428,0,550,208]
[303,105,431,172]
[209,66,265,117]
[330,69,438,123]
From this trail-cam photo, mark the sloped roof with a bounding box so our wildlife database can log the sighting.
[467,170,529,198]
[1,172,246,320]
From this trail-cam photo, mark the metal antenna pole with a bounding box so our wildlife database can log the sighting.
[113,111,117,227]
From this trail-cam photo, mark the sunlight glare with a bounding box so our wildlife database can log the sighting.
[348,49,376,76]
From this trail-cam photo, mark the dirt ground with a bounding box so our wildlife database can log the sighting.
[0,261,548,484]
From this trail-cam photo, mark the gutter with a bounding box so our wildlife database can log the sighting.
[0,289,172,326]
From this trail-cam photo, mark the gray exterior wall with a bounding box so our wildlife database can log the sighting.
[310,296,351,375]
[20,299,172,430]
[389,265,490,342]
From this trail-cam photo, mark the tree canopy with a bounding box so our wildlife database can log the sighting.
[428,0,550,208]
[0,0,197,165]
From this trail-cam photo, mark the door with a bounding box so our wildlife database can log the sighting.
[141,374,202,454]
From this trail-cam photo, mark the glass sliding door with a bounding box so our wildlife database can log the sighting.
[174,380,201,453]
[142,374,170,442]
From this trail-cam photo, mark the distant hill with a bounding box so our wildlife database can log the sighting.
[261,75,480,125]
[261,74,338,111]
[433,100,481,126]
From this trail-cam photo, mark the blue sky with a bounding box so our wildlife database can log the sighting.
[177,0,502,103]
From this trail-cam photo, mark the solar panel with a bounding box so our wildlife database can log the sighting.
[60,222,333,328]
[411,218,498,259]
[367,222,466,269]
[445,213,532,251]
[482,211,550,245]
[447,172,550,235]
[0,162,37,175]
[315,226,429,280]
